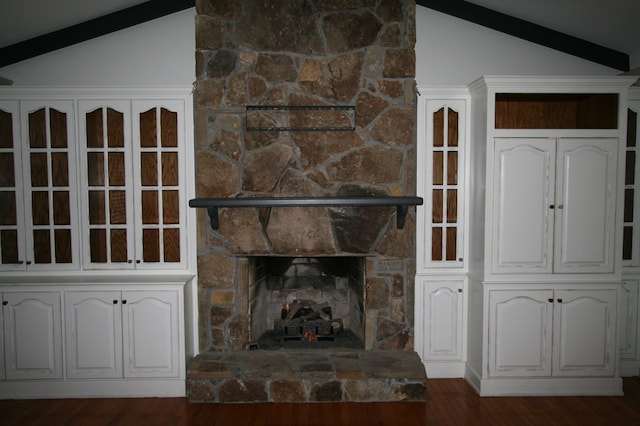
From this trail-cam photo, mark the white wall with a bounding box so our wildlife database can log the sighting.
[416,6,620,87]
[0,8,195,86]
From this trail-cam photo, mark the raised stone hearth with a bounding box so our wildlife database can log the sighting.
[187,349,426,403]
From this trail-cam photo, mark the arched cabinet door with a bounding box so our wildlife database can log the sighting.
[122,291,180,378]
[3,292,63,380]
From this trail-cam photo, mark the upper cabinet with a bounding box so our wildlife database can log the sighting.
[623,88,640,268]
[468,76,637,282]
[0,100,79,271]
[78,100,187,270]
[417,91,469,273]
[0,88,193,274]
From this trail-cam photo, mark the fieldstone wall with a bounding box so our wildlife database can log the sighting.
[194,0,417,352]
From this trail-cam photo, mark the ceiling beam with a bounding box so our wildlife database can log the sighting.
[0,0,195,68]
[417,0,630,72]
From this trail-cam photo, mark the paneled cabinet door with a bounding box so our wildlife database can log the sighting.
[553,289,617,377]
[122,291,179,378]
[553,139,617,273]
[2,291,63,380]
[488,290,554,377]
[64,291,123,379]
[618,280,638,361]
[0,292,4,380]
[492,138,617,274]
[492,139,555,273]
[421,280,464,361]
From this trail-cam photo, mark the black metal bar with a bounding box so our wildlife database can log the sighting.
[0,0,195,68]
[417,0,629,72]
[189,196,423,230]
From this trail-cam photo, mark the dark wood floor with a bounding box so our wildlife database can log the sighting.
[1,377,639,426]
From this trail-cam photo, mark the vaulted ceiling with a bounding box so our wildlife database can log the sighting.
[0,0,638,72]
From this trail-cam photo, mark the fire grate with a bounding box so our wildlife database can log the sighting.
[275,299,344,343]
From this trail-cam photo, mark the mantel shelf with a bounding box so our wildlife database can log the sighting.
[189,196,423,230]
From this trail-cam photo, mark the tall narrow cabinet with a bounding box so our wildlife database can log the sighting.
[466,76,637,396]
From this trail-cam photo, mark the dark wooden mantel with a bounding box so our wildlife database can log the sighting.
[189,196,423,230]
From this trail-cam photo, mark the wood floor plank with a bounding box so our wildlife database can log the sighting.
[1,378,639,425]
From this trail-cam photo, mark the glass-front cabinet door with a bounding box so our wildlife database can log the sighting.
[79,100,134,269]
[132,101,185,269]
[0,101,25,271]
[0,100,79,271]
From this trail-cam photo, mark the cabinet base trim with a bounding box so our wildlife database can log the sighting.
[0,379,185,399]
[425,362,466,378]
[465,367,622,396]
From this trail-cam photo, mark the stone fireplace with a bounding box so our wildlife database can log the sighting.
[187,0,425,402]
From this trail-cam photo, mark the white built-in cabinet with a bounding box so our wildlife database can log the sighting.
[0,282,186,398]
[488,287,617,378]
[620,87,640,376]
[0,88,195,399]
[65,290,180,380]
[462,76,636,396]
[491,137,617,275]
[415,89,469,377]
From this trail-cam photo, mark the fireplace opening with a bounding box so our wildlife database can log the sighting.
[249,256,365,350]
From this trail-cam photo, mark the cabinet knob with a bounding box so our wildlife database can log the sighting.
[557,204,564,210]
[549,204,555,209]
[548,298,553,303]
[128,259,133,264]
[26,260,32,265]
[122,300,127,304]
[458,288,463,293]
[2,301,7,306]
[113,300,118,304]
[557,298,563,303]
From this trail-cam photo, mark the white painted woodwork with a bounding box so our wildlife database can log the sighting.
[618,280,638,362]
[415,278,466,368]
[3,292,63,380]
[488,290,553,377]
[0,292,4,380]
[77,100,135,270]
[417,95,468,271]
[0,88,193,273]
[491,138,617,275]
[122,291,179,378]
[492,138,555,273]
[554,139,617,273]
[0,101,25,272]
[463,76,635,395]
[65,291,123,379]
[553,289,617,377]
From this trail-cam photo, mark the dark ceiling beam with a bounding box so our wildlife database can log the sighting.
[417,0,630,72]
[0,0,195,68]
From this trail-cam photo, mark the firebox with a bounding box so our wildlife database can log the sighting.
[249,256,365,349]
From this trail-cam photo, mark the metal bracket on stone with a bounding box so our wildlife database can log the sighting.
[189,196,424,230]
[245,105,356,131]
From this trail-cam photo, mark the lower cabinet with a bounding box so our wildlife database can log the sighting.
[65,290,180,380]
[619,278,640,376]
[0,281,187,398]
[489,288,617,378]
[415,276,466,377]
[2,292,63,380]
[465,282,623,396]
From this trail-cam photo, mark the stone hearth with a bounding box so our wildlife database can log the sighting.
[187,349,426,403]
[190,0,422,403]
